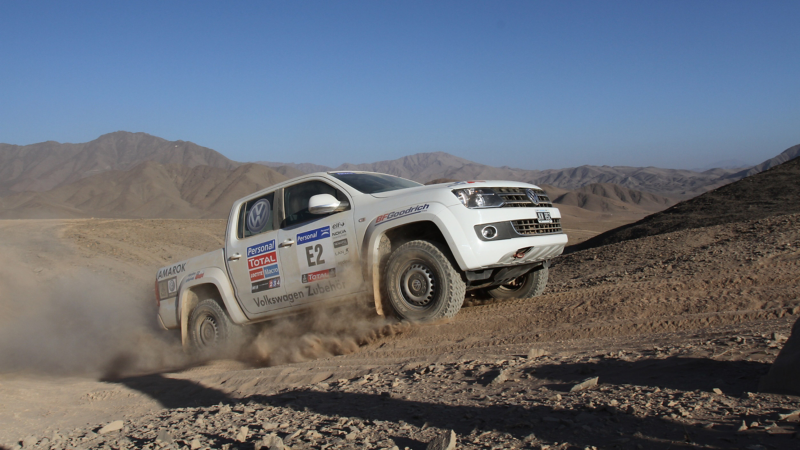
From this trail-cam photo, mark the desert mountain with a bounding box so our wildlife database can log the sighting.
[726,143,800,180]
[0,161,289,219]
[570,154,800,252]
[552,183,677,214]
[0,131,239,194]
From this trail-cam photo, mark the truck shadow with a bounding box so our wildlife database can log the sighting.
[527,356,772,396]
[103,356,793,450]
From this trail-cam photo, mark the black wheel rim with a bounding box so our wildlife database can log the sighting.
[399,261,437,308]
[198,314,219,347]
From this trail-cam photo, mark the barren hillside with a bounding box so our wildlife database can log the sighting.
[0,131,239,194]
[572,155,800,252]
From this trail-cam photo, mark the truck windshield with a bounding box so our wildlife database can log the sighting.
[329,172,422,194]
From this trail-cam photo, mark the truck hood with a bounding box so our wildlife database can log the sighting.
[369,180,545,199]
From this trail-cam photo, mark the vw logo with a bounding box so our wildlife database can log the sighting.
[525,189,540,205]
[247,198,271,233]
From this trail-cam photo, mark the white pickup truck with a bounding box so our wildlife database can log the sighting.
[155,171,567,353]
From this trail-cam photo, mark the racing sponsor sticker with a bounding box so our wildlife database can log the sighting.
[247,239,277,270]
[297,226,336,281]
[251,276,281,293]
[246,198,271,234]
[302,268,336,284]
[246,240,279,290]
[375,204,429,225]
[333,238,348,248]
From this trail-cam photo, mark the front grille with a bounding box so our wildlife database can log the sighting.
[496,187,553,208]
[512,218,562,235]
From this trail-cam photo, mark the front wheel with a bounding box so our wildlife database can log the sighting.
[188,299,241,358]
[485,266,549,300]
[383,240,466,322]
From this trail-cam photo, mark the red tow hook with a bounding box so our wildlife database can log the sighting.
[514,247,532,259]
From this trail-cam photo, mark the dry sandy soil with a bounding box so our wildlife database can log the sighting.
[0,209,799,449]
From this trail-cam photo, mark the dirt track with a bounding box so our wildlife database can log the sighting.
[0,215,799,449]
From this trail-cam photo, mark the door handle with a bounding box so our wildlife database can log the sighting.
[228,253,241,261]
[279,239,295,248]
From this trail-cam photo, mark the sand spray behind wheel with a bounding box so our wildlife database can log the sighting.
[0,266,190,378]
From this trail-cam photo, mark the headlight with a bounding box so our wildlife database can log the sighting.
[452,188,505,209]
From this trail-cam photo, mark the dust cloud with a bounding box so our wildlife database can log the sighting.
[0,267,188,378]
[0,264,410,377]
[240,303,412,367]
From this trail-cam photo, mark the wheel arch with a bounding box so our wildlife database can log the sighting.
[177,268,245,350]
[364,219,459,317]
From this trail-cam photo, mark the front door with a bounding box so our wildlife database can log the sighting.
[276,179,365,307]
[225,191,294,318]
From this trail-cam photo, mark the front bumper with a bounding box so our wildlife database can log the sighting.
[446,205,568,270]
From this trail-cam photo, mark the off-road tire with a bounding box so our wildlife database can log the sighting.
[486,266,549,300]
[383,240,466,322]
[188,299,241,358]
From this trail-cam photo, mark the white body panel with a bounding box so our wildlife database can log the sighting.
[155,172,568,337]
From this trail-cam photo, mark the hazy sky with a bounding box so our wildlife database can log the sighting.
[1,1,798,170]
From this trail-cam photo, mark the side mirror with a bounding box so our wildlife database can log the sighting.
[308,194,341,215]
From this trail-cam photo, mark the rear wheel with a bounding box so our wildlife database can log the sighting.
[188,299,241,358]
[384,240,466,322]
[486,266,549,300]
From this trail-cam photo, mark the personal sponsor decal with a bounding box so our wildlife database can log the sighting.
[375,204,430,225]
[333,238,348,248]
[157,263,186,280]
[246,198,271,234]
[251,276,281,293]
[247,240,276,257]
[297,226,331,244]
[302,268,336,284]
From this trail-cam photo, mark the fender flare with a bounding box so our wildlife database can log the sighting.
[177,267,247,349]
[359,204,468,316]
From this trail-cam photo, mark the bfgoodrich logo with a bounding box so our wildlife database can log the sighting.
[376,204,429,224]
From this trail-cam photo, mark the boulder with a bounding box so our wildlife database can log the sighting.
[759,315,800,395]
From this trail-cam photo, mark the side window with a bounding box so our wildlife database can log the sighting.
[238,192,275,239]
[283,181,349,228]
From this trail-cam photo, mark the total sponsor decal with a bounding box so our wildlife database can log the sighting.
[157,262,186,280]
[251,276,281,293]
[375,204,429,225]
[247,239,277,270]
[302,268,335,284]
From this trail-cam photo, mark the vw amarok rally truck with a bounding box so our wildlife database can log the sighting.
[155,171,568,353]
